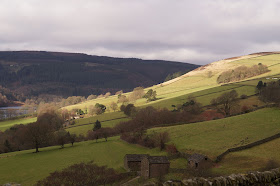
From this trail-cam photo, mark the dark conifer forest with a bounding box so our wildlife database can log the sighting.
[0,51,199,98]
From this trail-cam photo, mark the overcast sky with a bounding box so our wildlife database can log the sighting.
[1,0,280,64]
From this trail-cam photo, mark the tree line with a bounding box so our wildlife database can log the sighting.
[0,105,80,153]
[217,63,269,84]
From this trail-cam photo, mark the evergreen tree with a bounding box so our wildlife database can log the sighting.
[93,120,101,131]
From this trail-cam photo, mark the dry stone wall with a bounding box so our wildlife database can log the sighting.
[163,168,280,186]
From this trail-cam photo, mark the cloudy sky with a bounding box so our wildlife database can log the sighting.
[0,0,280,64]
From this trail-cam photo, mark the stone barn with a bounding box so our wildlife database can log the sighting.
[124,154,149,171]
[141,156,170,179]
[188,153,211,169]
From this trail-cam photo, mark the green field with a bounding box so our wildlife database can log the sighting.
[71,111,127,126]
[0,117,37,131]
[2,53,280,184]
[215,137,280,174]
[149,108,280,159]
[0,136,166,185]
[63,54,280,114]
[66,117,130,135]
[65,111,129,135]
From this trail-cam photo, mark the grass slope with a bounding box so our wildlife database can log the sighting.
[63,53,280,112]
[0,136,165,186]
[0,117,37,131]
[66,117,130,135]
[65,111,129,135]
[214,137,280,175]
[149,108,280,159]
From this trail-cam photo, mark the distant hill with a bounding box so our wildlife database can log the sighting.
[0,51,199,98]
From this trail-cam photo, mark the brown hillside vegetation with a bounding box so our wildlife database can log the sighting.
[217,64,269,84]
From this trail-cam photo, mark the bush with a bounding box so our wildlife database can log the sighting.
[240,94,247,99]
[165,144,178,154]
[201,110,224,121]
[36,162,128,185]
[241,105,250,113]
[121,104,136,117]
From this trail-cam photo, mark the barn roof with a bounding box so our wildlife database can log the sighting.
[148,156,170,164]
[125,154,149,161]
[188,153,208,162]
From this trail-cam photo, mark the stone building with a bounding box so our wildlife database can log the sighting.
[124,154,149,171]
[188,153,211,169]
[141,156,170,179]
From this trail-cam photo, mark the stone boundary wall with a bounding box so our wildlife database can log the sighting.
[215,132,280,163]
[164,168,280,186]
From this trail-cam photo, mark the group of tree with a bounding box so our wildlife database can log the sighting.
[120,104,136,117]
[217,64,269,84]
[0,106,79,153]
[258,80,280,105]
[117,87,157,104]
[164,71,186,82]
[115,105,201,135]
[88,103,106,116]
[120,131,170,150]
[172,96,202,114]
[0,93,9,107]
[36,161,130,185]
[143,89,157,102]
[128,87,145,102]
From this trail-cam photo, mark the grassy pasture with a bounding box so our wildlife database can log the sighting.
[149,108,280,159]
[71,111,126,126]
[214,137,280,175]
[146,84,257,109]
[66,117,130,135]
[63,54,280,113]
[2,53,280,185]
[0,136,166,186]
[65,111,129,135]
[0,117,37,131]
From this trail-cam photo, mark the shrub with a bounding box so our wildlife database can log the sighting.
[240,94,247,99]
[121,104,136,117]
[36,162,128,185]
[165,144,178,154]
[201,110,224,121]
[241,105,250,113]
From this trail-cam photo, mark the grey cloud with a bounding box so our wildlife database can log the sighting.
[0,0,280,64]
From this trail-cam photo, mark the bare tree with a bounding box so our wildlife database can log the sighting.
[25,122,54,153]
[110,102,118,112]
[56,129,68,148]
[129,87,145,101]
[117,95,129,105]
[211,90,239,116]
[104,92,111,98]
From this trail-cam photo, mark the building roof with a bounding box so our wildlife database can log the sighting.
[148,156,170,164]
[188,153,208,163]
[125,154,149,162]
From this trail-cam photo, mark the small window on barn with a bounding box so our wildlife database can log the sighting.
[195,163,198,168]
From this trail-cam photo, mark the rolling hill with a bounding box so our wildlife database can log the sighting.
[64,52,280,111]
[1,52,280,185]
[0,51,199,98]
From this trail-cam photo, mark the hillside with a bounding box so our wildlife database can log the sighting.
[0,51,199,98]
[1,52,280,185]
[64,52,280,111]
[1,108,280,185]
